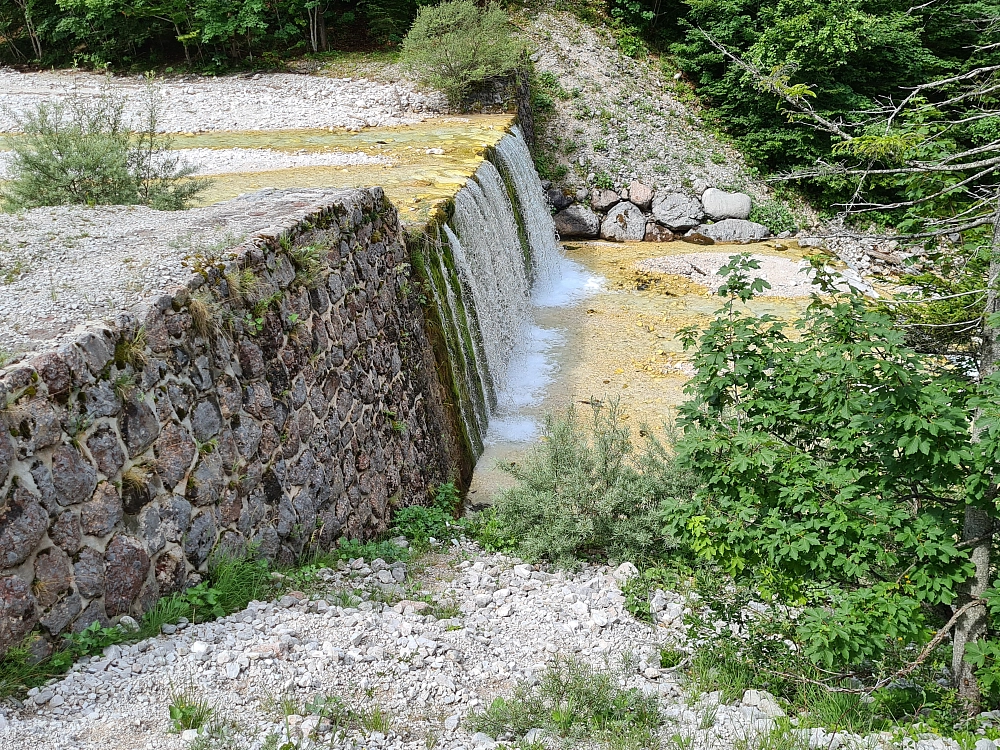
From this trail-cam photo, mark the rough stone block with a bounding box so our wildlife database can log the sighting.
[0,576,37,652]
[0,488,48,568]
[103,535,149,617]
[154,423,197,490]
[81,483,124,537]
[86,424,126,477]
[33,546,71,608]
[121,398,160,457]
[73,546,105,599]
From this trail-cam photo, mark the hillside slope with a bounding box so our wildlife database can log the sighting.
[525,11,762,200]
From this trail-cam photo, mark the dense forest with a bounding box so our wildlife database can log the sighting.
[0,1,429,68]
[4,0,1000,187]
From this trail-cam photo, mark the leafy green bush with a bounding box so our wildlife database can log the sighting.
[1,86,208,212]
[469,404,696,567]
[392,481,460,546]
[400,1,527,105]
[748,198,798,234]
[670,253,985,676]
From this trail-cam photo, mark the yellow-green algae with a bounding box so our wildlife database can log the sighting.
[0,115,515,225]
[180,116,515,224]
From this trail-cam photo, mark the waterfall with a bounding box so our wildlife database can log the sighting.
[419,127,563,457]
[494,126,562,294]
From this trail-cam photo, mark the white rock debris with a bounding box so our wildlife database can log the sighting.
[0,540,962,750]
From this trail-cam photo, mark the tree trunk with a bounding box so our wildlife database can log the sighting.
[317,9,328,53]
[952,506,992,713]
[174,24,191,65]
[952,196,1000,713]
[13,0,42,59]
[307,7,318,53]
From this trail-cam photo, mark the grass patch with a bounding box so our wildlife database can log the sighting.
[467,656,661,748]
[169,685,215,732]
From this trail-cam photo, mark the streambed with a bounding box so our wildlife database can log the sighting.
[0,116,514,226]
[467,239,822,505]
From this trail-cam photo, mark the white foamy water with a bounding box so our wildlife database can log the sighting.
[442,126,601,449]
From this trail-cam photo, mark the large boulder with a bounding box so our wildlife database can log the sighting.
[702,188,752,220]
[628,180,654,211]
[695,219,770,243]
[546,188,572,211]
[652,193,704,230]
[600,202,646,241]
[554,205,600,238]
[591,188,621,213]
[644,223,675,243]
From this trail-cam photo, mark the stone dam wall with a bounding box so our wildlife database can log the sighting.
[0,188,465,655]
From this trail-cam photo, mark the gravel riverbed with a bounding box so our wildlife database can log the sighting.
[0,69,445,133]
[0,539,933,750]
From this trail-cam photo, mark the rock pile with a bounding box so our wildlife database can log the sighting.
[550,180,770,244]
[0,540,973,750]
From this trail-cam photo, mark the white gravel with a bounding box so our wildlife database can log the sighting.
[0,188,356,356]
[637,252,827,298]
[0,539,929,750]
[0,147,389,180]
[0,68,446,133]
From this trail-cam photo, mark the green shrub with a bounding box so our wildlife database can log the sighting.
[469,404,696,567]
[400,1,527,105]
[1,85,209,212]
[392,481,460,546]
[749,198,798,234]
[467,656,661,748]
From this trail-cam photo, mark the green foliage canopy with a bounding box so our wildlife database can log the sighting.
[400,1,527,105]
[666,254,1000,675]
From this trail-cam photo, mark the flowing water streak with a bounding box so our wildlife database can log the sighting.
[493,126,563,295]
[450,162,533,406]
[438,127,568,453]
